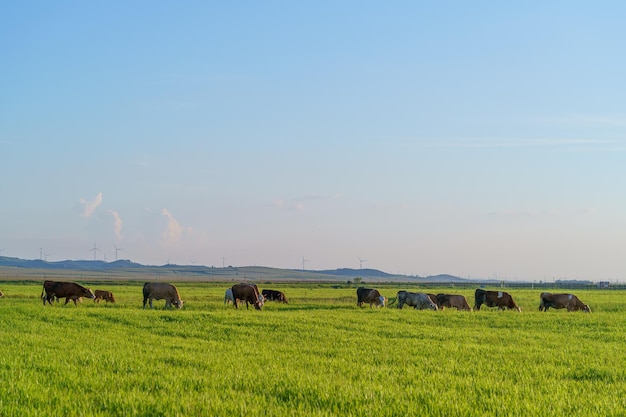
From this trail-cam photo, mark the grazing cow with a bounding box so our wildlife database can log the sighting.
[94,290,115,303]
[356,287,386,308]
[41,281,95,306]
[396,291,438,310]
[426,293,442,309]
[231,283,263,310]
[262,289,288,304]
[436,294,472,311]
[474,289,521,312]
[142,282,183,309]
[224,288,235,305]
[539,293,591,312]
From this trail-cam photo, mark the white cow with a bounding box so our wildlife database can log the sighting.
[396,291,438,310]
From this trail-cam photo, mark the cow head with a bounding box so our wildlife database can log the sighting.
[85,288,96,299]
[173,299,184,309]
[582,304,591,313]
[256,293,265,308]
[378,296,386,307]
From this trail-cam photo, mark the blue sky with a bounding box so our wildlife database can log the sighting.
[2,2,625,280]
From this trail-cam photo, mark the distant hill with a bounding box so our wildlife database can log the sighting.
[0,255,488,283]
[315,268,395,278]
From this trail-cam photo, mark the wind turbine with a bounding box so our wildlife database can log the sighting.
[222,257,227,268]
[302,256,310,270]
[43,252,52,262]
[0,248,5,256]
[114,244,123,261]
[90,242,101,261]
[358,257,368,269]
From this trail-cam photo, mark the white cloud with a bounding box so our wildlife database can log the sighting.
[108,210,123,241]
[161,208,189,246]
[79,192,103,218]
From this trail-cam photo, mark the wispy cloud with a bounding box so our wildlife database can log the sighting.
[273,199,304,211]
[542,115,626,127]
[273,193,341,212]
[433,138,616,149]
[161,209,191,246]
[79,192,103,218]
[108,210,123,241]
[488,208,595,218]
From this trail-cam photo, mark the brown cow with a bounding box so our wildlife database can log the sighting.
[232,283,263,310]
[356,287,386,308]
[539,293,591,312]
[94,290,116,303]
[474,289,521,312]
[142,282,183,309]
[436,294,472,311]
[41,281,95,306]
[262,289,288,304]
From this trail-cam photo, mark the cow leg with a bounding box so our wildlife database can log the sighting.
[149,298,154,309]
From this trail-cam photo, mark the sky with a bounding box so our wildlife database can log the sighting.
[1,1,625,281]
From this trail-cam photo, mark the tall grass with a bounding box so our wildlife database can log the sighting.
[0,283,625,416]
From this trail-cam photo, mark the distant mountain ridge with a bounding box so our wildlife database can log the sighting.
[0,255,492,283]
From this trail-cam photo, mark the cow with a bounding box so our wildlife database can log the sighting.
[436,294,472,311]
[94,290,115,303]
[426,293,442,309]
[396,291,438,310]
[41,280,95,306]
[224,288,235,305]
[231,283,263,310]
[142,282,183,309]
[356,287,386,308]
[474,289,521,312]
[262,289,288,304]
[539,293,591,312]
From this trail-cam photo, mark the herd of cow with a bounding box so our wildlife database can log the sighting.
[356,287,592,312]
[0,280,592,313]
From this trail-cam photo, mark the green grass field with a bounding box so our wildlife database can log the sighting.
[1,282,625,416]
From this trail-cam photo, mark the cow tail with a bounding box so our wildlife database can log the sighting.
[387,297,397,306]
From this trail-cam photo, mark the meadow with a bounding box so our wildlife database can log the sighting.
[1,281,625,416]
